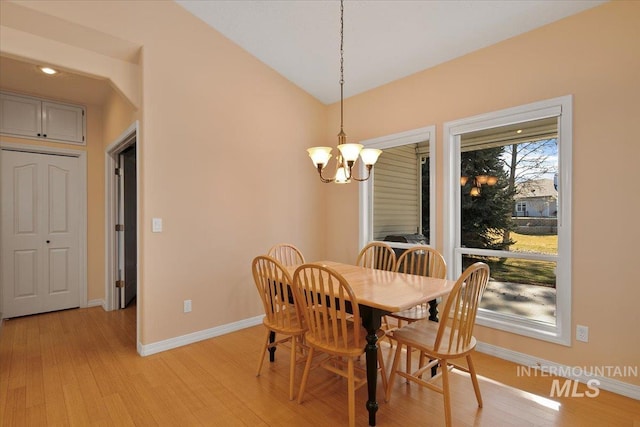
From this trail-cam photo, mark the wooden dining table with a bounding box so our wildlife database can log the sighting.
[285,261,456,426]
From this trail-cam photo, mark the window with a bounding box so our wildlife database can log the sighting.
[359,126,435,252]
[444,96,572,345]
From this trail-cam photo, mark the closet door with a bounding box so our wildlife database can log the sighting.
[1,150,80,317]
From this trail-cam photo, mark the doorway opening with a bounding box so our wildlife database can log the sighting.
[105,122,139,349]
[118,144,137,309]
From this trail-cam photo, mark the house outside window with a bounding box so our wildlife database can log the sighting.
[444,96,572,345]
[515,179,558,217]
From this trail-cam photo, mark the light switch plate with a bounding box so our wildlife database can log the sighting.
[576,325,589,342]
[152,217,162,232]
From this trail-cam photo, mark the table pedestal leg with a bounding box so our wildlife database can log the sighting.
[269,331,276,362]
[361,307,384,426]
[428,299,438,377]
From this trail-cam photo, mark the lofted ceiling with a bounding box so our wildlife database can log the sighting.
[176,0,607,104]
[0,1,607,107]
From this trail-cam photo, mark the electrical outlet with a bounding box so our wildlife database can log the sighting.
[576,325,589,342]
[184,299,192,313]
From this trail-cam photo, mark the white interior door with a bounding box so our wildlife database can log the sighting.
[1,149,80,318]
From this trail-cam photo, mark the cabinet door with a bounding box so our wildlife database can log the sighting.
[42,101,85,144]
[0,93,42,138]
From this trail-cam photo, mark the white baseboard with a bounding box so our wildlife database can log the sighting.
[138,315,264,356]
[476,341,640,400]
[133,317,639,400]
[87,299,105,309]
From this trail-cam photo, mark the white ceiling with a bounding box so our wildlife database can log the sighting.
[176,0,606,104]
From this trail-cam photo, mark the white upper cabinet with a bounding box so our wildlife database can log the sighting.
[0,93,42,137]
[42,101,85,143]
[0,92,86,145]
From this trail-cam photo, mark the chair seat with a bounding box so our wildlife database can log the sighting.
[305,322,385,358]
[391,318,477,359]
[388,304,430,322]
[263,310,305,336]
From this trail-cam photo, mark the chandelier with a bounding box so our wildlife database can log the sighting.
[306,0,382,184]
[460,174,498,196]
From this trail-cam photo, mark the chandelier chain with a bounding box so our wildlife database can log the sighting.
[305,0,381,184]
[339,0,344,132]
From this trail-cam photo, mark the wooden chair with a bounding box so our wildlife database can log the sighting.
[252,255,307,400]
[268,243,305,267]
[356,241,397,339]
[388,246,447,369]
[356,241,396,271]
[292,263,388,427]
[385,262,490,427]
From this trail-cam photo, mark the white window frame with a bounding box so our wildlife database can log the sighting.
[359,125,436,250]
[443,95,572,345]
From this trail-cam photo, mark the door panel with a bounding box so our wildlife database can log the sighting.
[48,165,69,232]
[14,250,37,296]
[49,248,69,293]
[1,149,80,317]
[15,163,38,233]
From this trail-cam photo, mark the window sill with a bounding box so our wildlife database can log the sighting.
[476,308,570,346]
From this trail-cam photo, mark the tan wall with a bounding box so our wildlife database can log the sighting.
[325,1,640,385]
[134,5,327,344]
[2,1,328,344]
[103,87,138,147]
[84,104,104,302]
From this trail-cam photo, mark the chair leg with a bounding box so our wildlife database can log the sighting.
[418,351,426,377]
[288,336,297,400]
[441,359,452,427]
[347,357,355,427]
[466,354,483,408]
[297,347,315,404]
[406,345,413,378]
[385,341,403,402]
[256,328,271,376]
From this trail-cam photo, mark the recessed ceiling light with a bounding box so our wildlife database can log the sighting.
[516,129,523,134]
[40,67,58,75]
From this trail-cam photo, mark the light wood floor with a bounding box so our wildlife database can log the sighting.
[1,305,639,426]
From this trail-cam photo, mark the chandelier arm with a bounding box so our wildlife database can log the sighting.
[317,165,336,183]
[352,165,373,182]
[344,160,355,180]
